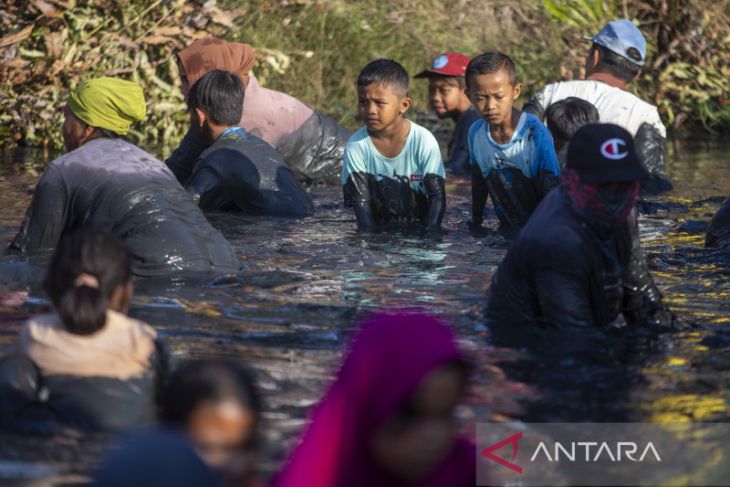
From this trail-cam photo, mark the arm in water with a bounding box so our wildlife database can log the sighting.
[7,165,67,255]
[471,166,489,227]
[634,122,673,194]
[345,172,375,231]
[423,174,446,230]
[165,129,208,185]
[621,211,671,326]
[530,123,561,200]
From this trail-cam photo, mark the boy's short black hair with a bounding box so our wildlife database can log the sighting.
[357,59,409,96]
[465,52,517,88]
[545,97,600,145]
[427,73,467,90]
[187,69,244,125]
[592,43,641,82]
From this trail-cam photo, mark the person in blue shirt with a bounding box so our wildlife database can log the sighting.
[341,59,446,232]
[181,70,313,218]
[466,52,560,233]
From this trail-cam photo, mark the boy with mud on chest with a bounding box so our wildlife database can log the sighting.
[341,59,446,232]
[466,52,560,235]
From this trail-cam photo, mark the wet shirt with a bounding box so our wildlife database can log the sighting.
[341,122,446,230]
[166,76,350,186]
[468,112,560,229]
[523,79,671,193]
[0,310,167,431]
[7,138,237,277]
[185,127,313,218]
[486,188,665,328]
[446,107,480,174]
[237,75,349,185]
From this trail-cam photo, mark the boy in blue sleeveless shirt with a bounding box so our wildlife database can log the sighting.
[341,59,446,232]
[466,52,559,233]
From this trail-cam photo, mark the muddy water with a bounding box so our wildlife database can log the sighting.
[0,139,728,483]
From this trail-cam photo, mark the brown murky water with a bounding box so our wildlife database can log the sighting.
[0,138,728,484]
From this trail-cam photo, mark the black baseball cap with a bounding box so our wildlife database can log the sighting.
[566,123,649,183]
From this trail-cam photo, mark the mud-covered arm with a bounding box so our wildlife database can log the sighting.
[621,211,668,326]
[345,172,374,231]
[423,174,445,229]
[184,160,227,211]
[7,166,68,255]
[471,166,489,226]
[530,122,561,199]
[535,267,595,328]
[635,122,673,194]
[165,129,208,184]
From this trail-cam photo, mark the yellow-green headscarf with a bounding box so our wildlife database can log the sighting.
[67,77,146,136]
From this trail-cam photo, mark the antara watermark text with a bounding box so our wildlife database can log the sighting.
[529,441,662,463]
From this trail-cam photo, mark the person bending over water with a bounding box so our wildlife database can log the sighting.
[523,20,672,194]
[341,59,446,232]
[487,124,668,328]
[6,77,237,277]
[183,70,313,217]
[275,312,475,487]
[159,360,263,487]
[0,229,167,432]
[168,37,351,186]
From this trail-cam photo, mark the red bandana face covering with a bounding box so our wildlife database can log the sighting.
[561,169,640,228]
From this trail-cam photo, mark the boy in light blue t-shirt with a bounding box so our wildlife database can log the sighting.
[341,59,446,232]
[466,52,559,232]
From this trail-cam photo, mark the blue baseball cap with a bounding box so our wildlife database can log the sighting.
[587,19,646,66]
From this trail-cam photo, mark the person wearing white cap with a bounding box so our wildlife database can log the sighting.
[523,19,672,194]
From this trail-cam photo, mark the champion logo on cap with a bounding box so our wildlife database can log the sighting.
[432,55,449,69]
[600,138,629,160]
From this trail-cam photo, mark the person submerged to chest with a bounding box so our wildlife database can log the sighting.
[341,59,446,232]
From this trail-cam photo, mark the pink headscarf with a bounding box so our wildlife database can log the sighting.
[275,312,476,487]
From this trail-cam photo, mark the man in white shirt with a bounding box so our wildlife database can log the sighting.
[523,19,672,194]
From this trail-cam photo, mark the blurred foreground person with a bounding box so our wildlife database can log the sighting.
[275,312,475,487]
[93,428,222,487]
[0,229,167,432]
[487,124,668,328]
[159,360,264,487]
[7,77,237,277]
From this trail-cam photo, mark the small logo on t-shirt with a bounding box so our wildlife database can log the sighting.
[600,138,628,160]
[432,55,448,69]
[410,174,423,182]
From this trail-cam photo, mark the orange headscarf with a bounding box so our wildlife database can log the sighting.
[177,37,256,88]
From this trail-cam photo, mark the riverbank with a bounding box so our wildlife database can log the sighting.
[1,0,728,151]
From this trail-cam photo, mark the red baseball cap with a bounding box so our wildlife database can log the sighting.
[414,52,470,78]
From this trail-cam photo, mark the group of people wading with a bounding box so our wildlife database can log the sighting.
[0,17,727,487]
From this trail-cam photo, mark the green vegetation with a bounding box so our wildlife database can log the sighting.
[0,0,727,152]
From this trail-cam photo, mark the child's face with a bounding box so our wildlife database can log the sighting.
[357,83,411,133]
[466,69,521,126]
[370,363,466,481]
[428,78,467,119]
[187,400,258,485]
